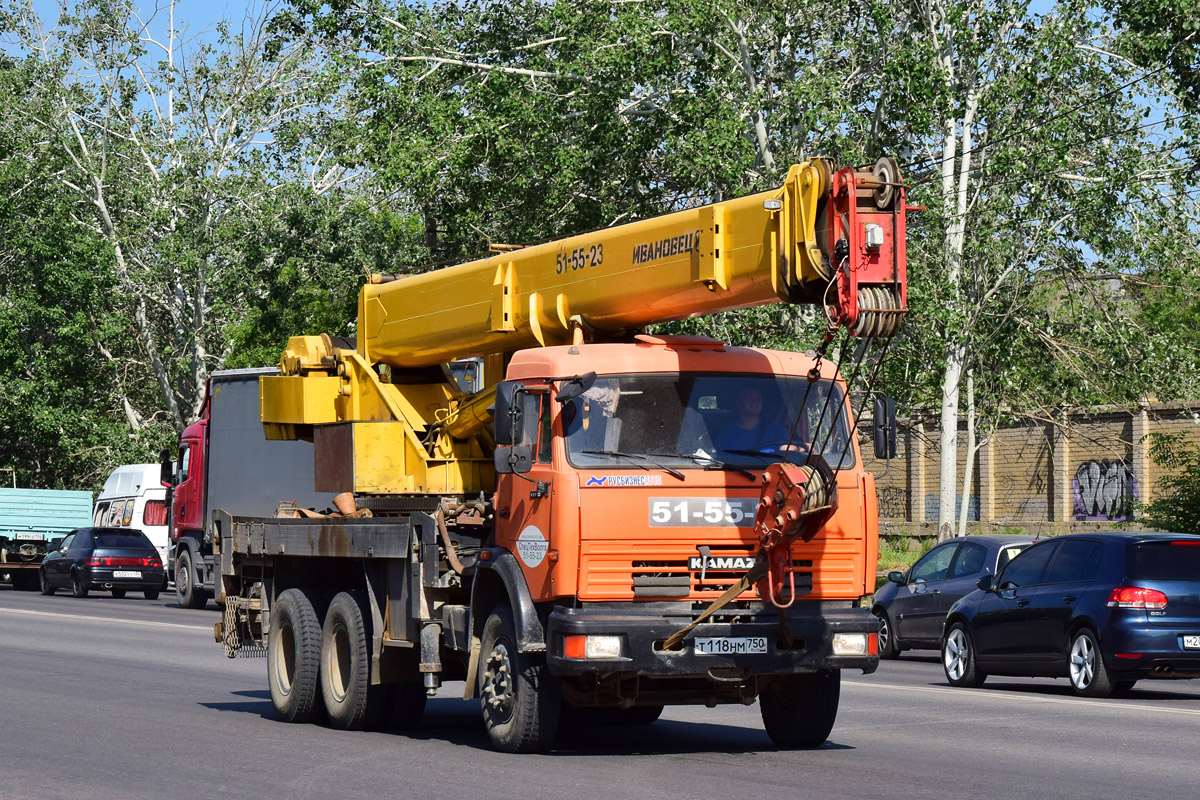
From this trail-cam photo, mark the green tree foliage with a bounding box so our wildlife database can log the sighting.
[1141,432,1200,534]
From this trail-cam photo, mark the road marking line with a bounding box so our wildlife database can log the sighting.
[849,680,1200,715]
[0,607,210,632]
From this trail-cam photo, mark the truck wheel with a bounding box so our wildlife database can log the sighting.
[268,588,324,724]
[39,569,55,596]
[478,604,560,753]
[175,549,207,609]
[759,669,841,748]
[13,571,37,591]
[71,570,89,598]
[320,591,387,730]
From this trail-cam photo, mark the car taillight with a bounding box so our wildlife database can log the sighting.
[85,556,159,567]
[1106,586,1168,610]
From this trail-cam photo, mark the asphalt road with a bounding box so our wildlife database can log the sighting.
[3,585,1200,800]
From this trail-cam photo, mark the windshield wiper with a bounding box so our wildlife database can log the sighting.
[651,452,755,480]
[579,450,685,481]
[719,448,781,461]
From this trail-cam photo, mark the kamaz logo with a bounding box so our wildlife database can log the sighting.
[688,556,756,571]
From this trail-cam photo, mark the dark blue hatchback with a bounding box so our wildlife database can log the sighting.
[941,533,1200,697]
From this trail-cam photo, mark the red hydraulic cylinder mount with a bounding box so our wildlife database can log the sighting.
[752,459,837,608]
[827,160,908,339]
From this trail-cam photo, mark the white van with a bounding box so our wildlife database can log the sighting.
[93,464,170,584]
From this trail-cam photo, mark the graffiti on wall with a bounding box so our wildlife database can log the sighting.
[877,487,910,520]
[1073,460,1136,521]
[924,494,980,522]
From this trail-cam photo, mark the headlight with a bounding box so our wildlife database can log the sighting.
[832,632,868,656]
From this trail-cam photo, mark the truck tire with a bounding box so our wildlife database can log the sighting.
[759,669,841,748]
[268,588,324,724]
[320,591,387,730]
[71,570,89,598]
[175,549,208,609]
[478,604,560,753]
[39,568,55,596]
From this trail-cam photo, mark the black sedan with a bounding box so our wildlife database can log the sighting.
[40,527,165,600]
[873,535,1033,658]
[942,532,1200,696]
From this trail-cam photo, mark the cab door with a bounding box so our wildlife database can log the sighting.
[495,386,557,601]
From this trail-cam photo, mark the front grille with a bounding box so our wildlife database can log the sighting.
[630,547,813,599]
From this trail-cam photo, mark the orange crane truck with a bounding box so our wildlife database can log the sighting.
[209,158,908,752]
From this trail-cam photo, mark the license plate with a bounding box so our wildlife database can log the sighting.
[1183,635,1200,650]
[15,532,44,541]
[113,570,142,579]
[693,637,768,655]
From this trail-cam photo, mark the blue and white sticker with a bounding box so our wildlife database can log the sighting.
[516,525,549,568]
[584,474,664,487]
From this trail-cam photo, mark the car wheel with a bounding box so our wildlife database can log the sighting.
[942,622,986,688]
[1113,679,1138,695]
[1068,628,1114,697]
[71,570,89,598]
[875,608,899,659]
[39,568,55,596]
[268,587,324,724]
[320,591,389,730]
[144,588,160,600]
[479,604,561,753]
[175,549,207,609]
[759,669,841,748]
[110,588,126,599]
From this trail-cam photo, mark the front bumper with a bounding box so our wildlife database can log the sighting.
[546,602,879,677]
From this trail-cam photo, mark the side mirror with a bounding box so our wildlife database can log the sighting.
[887,571,905,585]
[873,397,897,459]
[159,448,175,488]
[976,574,994,592]
[493,381,540,474]
[556,372,597,402]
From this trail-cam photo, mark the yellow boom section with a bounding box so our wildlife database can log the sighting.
[359,161,834,368]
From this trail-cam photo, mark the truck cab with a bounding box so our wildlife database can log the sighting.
[490,338,880,695]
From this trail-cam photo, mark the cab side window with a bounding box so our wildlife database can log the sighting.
[537,393,552,464]
[910,543,958,583]
[178,444,191,484]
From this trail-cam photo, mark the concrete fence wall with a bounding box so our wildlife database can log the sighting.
[865,401,1200,537]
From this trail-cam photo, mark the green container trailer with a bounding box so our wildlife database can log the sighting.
[0,488,93,590]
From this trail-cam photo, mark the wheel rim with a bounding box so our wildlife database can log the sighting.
[327,623,352,703]
[877,614,890,653]
[272,622,296,697]
[1070,634,1095,689]
[944,628,967,681]
[482,640,515,723]
[177,558,190,596]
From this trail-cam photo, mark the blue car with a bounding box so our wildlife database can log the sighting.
[941,532,1200,696]
[872,535,1033,658]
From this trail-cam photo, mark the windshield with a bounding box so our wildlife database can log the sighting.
[562,373,854,469]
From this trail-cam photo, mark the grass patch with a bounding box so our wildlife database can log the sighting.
[877,533,936,573]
